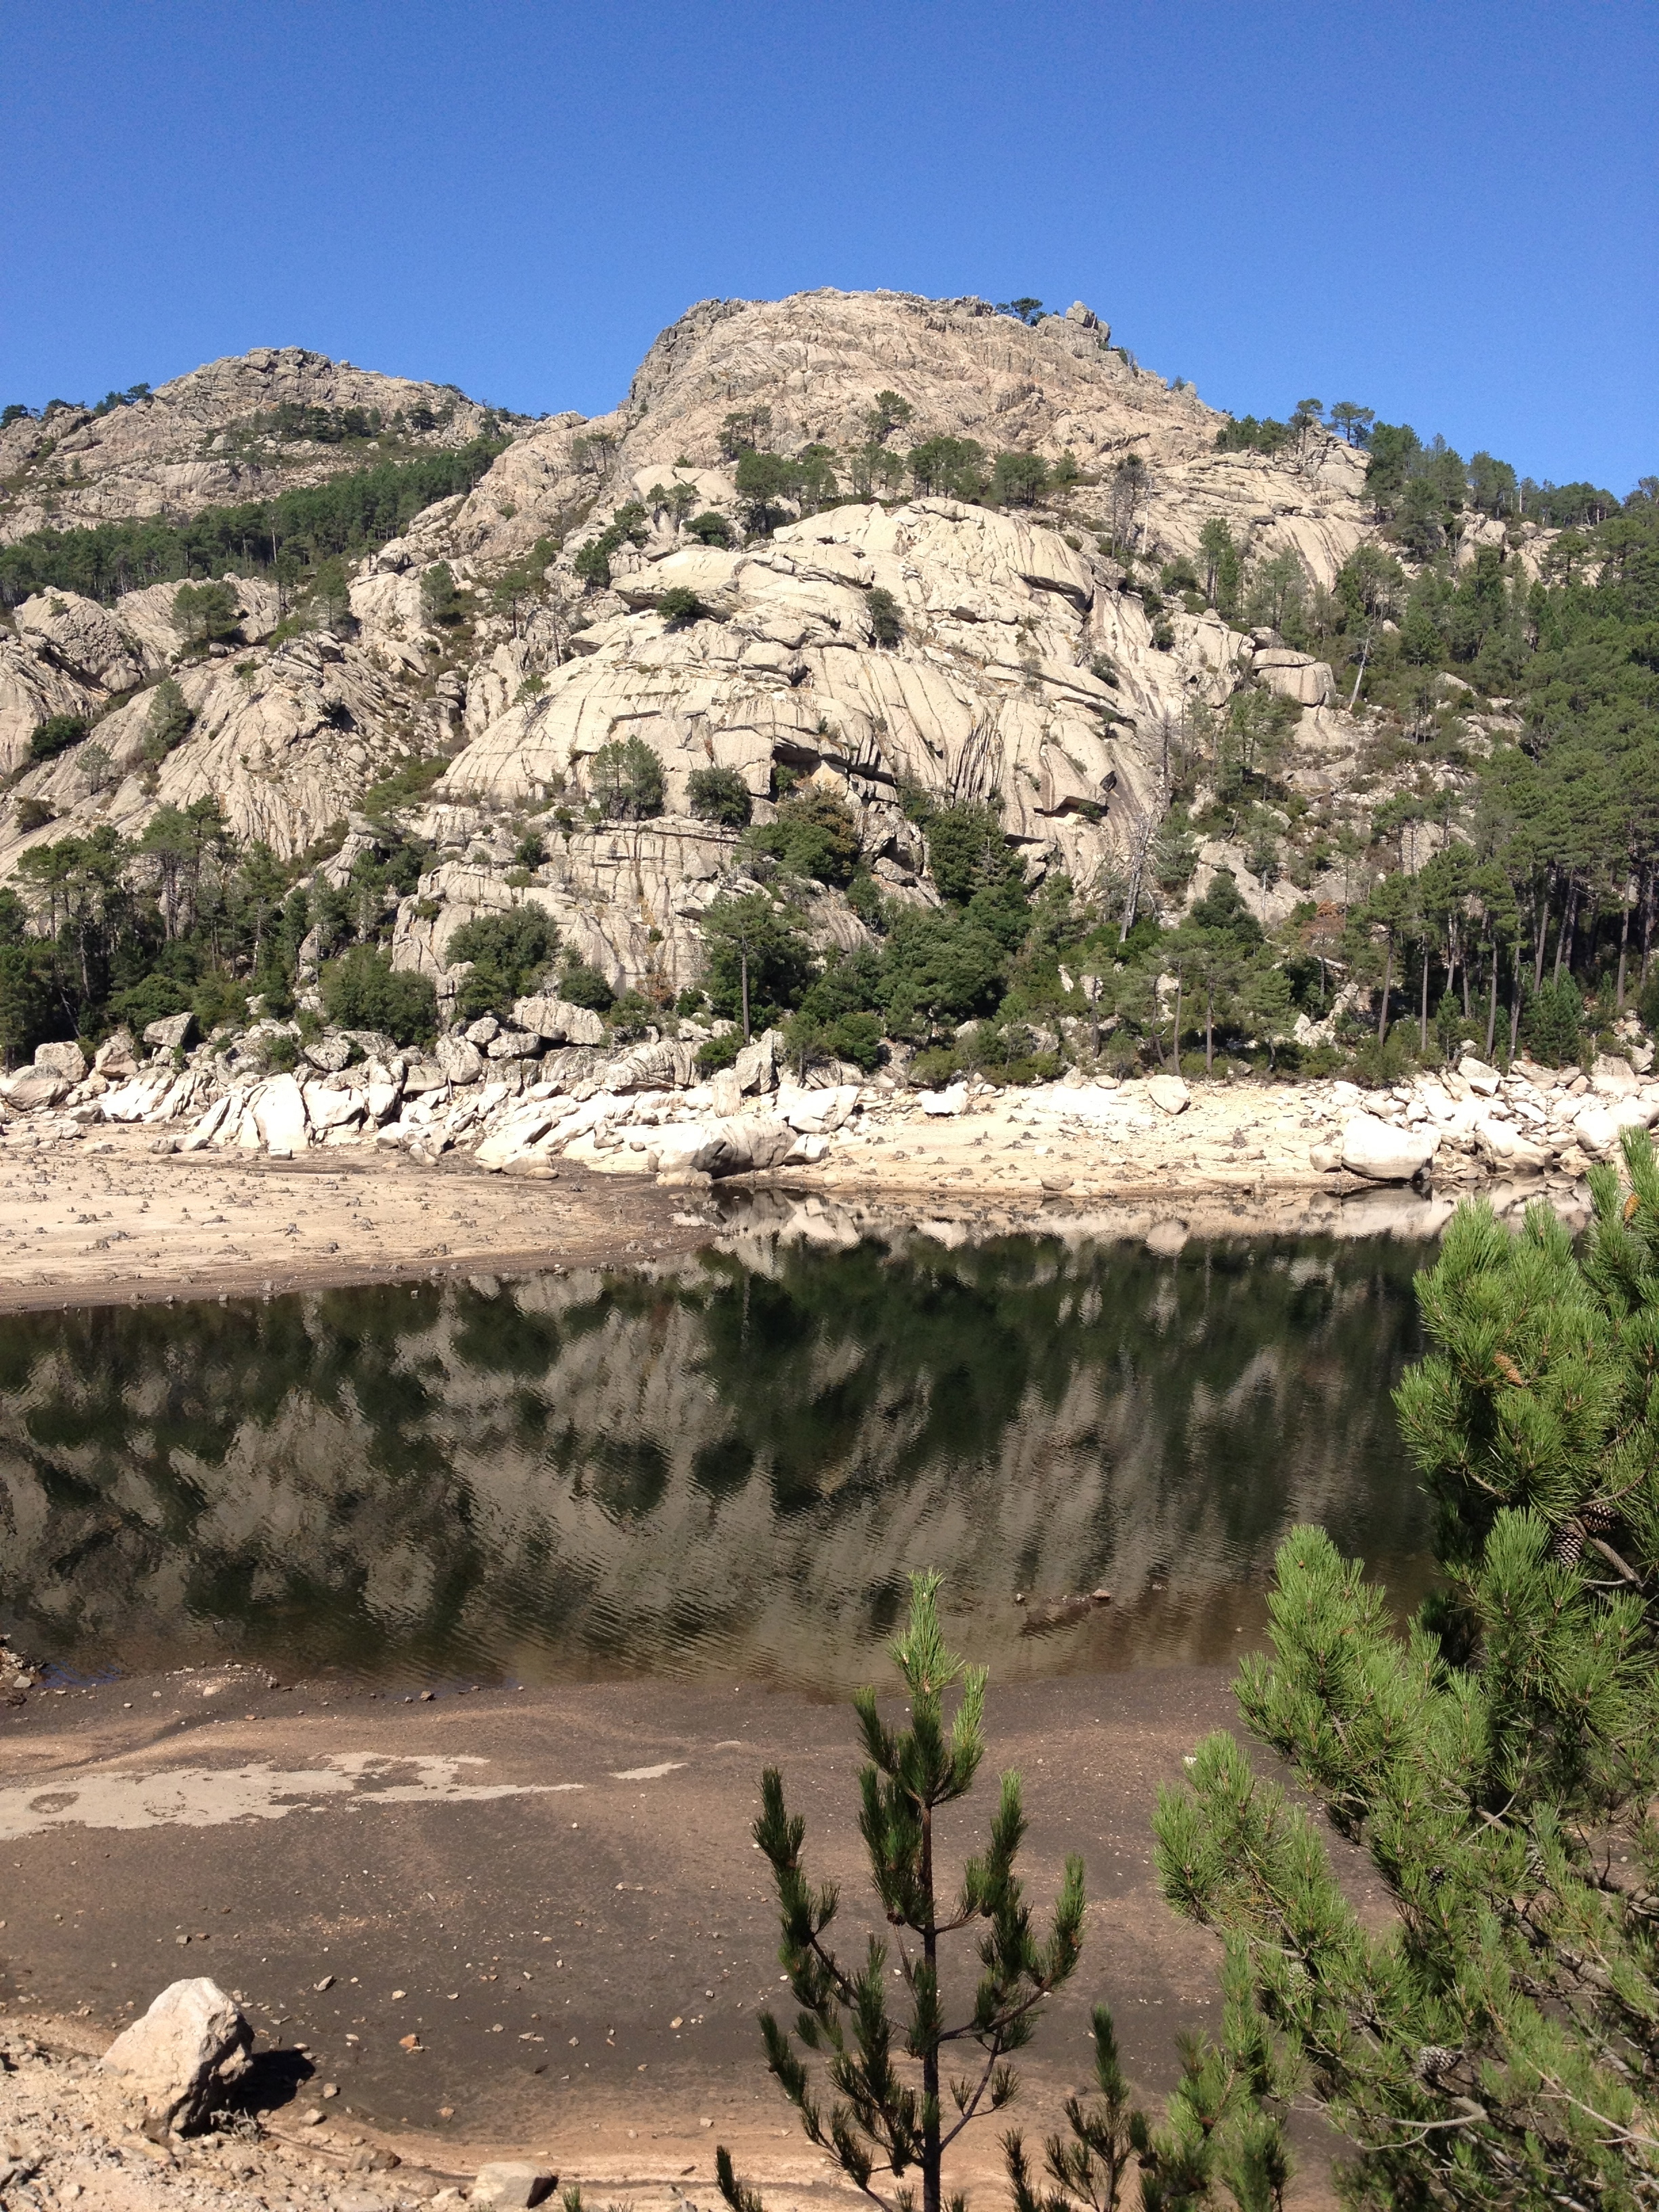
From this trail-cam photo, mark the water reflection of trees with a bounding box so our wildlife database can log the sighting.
[0,1232,1431,1689]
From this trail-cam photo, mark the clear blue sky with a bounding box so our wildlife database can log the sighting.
[3,1,1654,493]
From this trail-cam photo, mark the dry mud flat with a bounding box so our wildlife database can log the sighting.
[0,1671,1345,2210]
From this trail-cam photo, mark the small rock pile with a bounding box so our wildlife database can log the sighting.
[1,1980,562,2212]
[0,1632,35,1706]
[0,1012,869,1183]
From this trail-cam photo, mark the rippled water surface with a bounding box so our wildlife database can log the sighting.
[0,1221,1437,1692]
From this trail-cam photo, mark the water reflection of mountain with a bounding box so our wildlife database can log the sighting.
[0,1227,1432,1692]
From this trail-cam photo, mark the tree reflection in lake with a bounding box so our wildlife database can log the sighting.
[0,1225,1431,1692]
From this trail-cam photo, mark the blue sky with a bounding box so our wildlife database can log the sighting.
[3,1,1654,492]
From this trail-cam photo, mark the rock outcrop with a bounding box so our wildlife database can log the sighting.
[0,348,512,544]
[0,292,1386,917]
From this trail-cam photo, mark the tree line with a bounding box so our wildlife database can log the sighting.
[0,436,508,607]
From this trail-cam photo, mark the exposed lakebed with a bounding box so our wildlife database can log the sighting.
[0,1216,1435,1693]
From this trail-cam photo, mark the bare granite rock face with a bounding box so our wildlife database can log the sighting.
[0,291,1565,1001]
[434,288,1374,590]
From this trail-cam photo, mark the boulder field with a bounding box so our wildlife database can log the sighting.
[3,1013,1652,1212]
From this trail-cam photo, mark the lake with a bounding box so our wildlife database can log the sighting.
[0,1214,1436,1694]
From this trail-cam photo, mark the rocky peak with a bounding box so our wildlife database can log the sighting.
[0,347,517,546]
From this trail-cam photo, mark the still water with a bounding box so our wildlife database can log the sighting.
[0,1221,1435,1694]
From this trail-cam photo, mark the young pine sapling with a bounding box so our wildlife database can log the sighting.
[718,1572,1151,2212]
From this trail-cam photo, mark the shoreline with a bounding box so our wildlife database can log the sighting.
[0,1107,1598,1317]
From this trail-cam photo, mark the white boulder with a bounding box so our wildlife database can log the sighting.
[1475,1115,1553,1172]
[1340,1113,1437,1182]
[1592,1054,1641,1099]
[303,1083,363,1132]
[1574,1097,1658,1160]
[144,1012,194,1051]
[1456,1055,1501,1097]
[734,1029,780,1094]
[512,995,608,1046]
[654,1113,796,1176]
[471,2163,557,2211]
[777,1082,861,1134]
[250,1072,308,1153]
[436,1033,485,1084]
[100,1978,251,2133]
[919,1083,968,1118]
[1145,1073,1191,1115]
[1251,649,1336,707]
[34,1040,87,1081]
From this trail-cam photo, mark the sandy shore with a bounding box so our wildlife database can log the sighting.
[0,1087,1585,1314]
[0,1134,715,1313]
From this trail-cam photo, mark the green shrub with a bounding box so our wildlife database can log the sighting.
[140,678,193,766]
[865,585,903,646]
[361,751,447,819]
[785,1006,884,1073]
[15,798,54,833]
[907,1044,960,1088]
[990,451,1048,507]
[28,714,88,762]
[1351,1028,1420,1088]
[906,436,987,501]
[745,787,861,886]
[171,579,241,644]
[924,802,1021,907]
[571,537,613,590]
[604,989,653,1042]
[1523,976,1584,1067]
[657,585,705,626]
[192,971,248,1031]
[111,972,192,1032]
[419,562,459,625]
[321,945,438,1045]
[695,1031,742,1074]
[558,960,615,1012]
[446,906,558,1020]
[734,450,796,535]
[685,512,733,548]
[687,765,752,827]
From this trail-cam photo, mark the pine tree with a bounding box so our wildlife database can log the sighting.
[718,1573,1109,2212]
[1154,1149,1659,2205]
